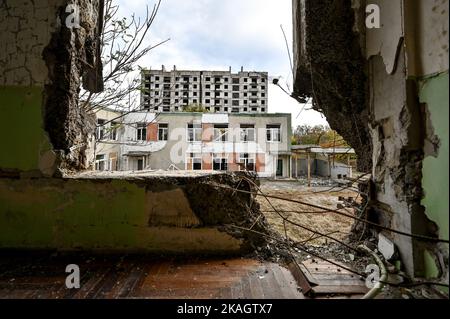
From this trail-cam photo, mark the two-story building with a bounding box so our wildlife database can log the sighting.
[92,110,292,178]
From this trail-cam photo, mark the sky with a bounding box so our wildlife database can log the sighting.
[117,0,329,128]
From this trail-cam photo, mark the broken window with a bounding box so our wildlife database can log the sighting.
[96,119,106,140]
[136,124,147,141]
[240,124,255,142]
[214,125,228,142]
[213,154,228,171]
[158,123,168,141]
[266,124,281,142]
[187,123,202,142]
[240,153,255,171]
[110,122,119,141]
[189,153,202,170]
[95,154,107,171]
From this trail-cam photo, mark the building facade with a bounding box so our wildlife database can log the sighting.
[140,66,268,114]
[93,111,292,178]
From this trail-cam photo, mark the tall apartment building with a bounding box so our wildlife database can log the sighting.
[140,66,268,113]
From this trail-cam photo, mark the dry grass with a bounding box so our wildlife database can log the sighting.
[257,182,359,246]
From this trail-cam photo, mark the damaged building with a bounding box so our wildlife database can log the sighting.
[292,0,449,282]
[89,109,293,178]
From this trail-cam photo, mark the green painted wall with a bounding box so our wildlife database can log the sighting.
[0,178,242,253]
[419,72,449,279]
[0,86,52,171]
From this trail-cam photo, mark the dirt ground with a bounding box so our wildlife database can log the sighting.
[257,179,360,246]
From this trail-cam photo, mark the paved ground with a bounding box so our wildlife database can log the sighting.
[0,253,304,299]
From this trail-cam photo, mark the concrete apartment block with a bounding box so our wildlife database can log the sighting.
[140,66,269,113]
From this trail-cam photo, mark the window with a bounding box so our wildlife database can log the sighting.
[213,154,228,171]
[164,77,170,83]
[193,92,198,96]
[214,124,228,142]
[251,78,257,83]
[266,124,281,142]
[187,123,202,142]
[232,85,239,91]
[96,119,105,140]
[215,99,220,104]
[137,123,147,141]
[239,153,255,171]
[244,100,248,105]
[158,123,168,141]
[215,85,220,89]
[243,85,248,90]
[224,78,229,82]
[155,76,160,81]
[224,85,228,89]
[193,77,198,81]
[215,77,221,82]
[224,100,228,104]
[206,84,211,89]
[224,92,228,97]
[240,124,255,142]
[205,77,211,81]
[205,99,210,104]
[95,154,107,171]
[232,100,239,106]
[232,93,239,99]
[231,108,239,113]
[205,92,211,96]
[189,153,202,170]
[232,78,239,84]
[183,76,189,82]
[155,84,160,88]
[243,78,248,82]
[110,122,119,141]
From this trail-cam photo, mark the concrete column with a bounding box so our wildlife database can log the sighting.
[307,153,311,187]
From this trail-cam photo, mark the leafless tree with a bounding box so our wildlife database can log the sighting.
[82,0,169,113]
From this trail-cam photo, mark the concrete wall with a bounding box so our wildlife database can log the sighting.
[292,0,449,279]
[0,176,248,253]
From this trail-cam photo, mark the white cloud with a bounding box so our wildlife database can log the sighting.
[116,0,329,127]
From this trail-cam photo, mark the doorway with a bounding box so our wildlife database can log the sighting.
[276,159,283,177]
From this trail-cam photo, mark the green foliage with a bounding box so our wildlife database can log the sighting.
[182,104,210,113]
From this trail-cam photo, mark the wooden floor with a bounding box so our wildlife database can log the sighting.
[300,258,369,299]
[0,253,304,299]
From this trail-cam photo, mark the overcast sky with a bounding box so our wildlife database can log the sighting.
[118,0,329,128]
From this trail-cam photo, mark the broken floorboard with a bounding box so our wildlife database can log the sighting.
[300,258,369,298]
[0,253,304,299]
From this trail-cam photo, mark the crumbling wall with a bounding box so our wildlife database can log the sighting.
[0,172,271,254]
[292,0,372,172]
[0,0,103,174]
[292,0,449,279]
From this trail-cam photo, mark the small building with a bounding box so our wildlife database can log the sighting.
[291,145,354,180]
